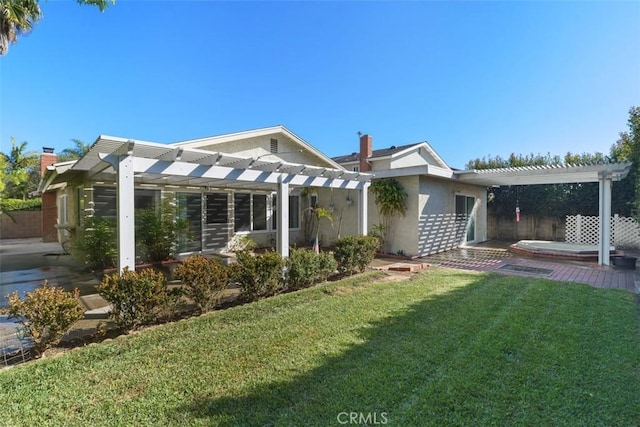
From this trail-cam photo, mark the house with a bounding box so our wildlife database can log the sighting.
[40,125,632,269]
[332,134,488,257]
[39,126,372,271]
[333,134,633,264]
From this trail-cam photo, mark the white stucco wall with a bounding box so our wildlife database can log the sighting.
[417,176,487,256]
[389,151,428,169]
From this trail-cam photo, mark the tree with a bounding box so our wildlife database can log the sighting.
[57,138,91,162]
[0,0,114,55]
[610,106,640,217]
[1,137,38,199]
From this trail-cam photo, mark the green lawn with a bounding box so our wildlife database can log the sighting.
[1,269,639,426]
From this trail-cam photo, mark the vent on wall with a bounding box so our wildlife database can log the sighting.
[270,138,278,153]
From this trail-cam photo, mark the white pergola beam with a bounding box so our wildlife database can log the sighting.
[358,182,370,235]
[276,176,289,258]
[116,154,136,272]
[598,172,612,266]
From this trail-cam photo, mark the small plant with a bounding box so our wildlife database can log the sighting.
[174,255,229,314]
[333,235,380,275]
[2,281,84,358]
[285,248,337,290]
[96,267,177,331]
[79,216,117,270]
[229,250,283,301]
[369,223,387,250]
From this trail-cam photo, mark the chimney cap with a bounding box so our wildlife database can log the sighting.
[43,147,55,154]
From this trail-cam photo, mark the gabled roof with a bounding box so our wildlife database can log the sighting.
[332,141,450,170]
[332,143,418,164]
[171,125,344,170]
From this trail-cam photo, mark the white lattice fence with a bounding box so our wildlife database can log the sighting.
[565,214,640,248]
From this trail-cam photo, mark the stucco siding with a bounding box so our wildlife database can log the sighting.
[390,151,428,169]
[417,177,487,256]
[198,135,332,168]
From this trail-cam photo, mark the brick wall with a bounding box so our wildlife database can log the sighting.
[41,191,58,242]
[1,210,43,239]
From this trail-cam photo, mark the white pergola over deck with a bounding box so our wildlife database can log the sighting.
[71,136,373,272]
[456,162,633,266]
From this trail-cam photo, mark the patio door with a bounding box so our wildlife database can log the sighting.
[456,195,476,243]
[203,192,230,251]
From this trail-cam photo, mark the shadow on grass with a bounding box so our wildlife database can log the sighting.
[175,272,640,426]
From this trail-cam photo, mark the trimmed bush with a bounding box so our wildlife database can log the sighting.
[0,197,42,212]
[97,267,179,331]
[333,235,380,275]
[229,250,283,301]
[285,248,337,290]
[2,281,84,358]
[174,255,229,314]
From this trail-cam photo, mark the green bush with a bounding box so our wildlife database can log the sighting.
[0,197,42,212]
[285,248,337,290]
[135,197,189,263]
[79,216,117,270]
[174,255,229,314]
[229,250,283,301]
[2,281,84,358]
[96,267,179,331]
[333,235,380,275]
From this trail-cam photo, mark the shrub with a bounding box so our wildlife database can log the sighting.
[79,216,117,270]
[333,235,380,275]
[173,255,228,313]
[229,250,283,301]
[96,267,178,331]
[0,197,42,212]
[135,196,189,263]
[2,281,84,358]
[285,248,337,290]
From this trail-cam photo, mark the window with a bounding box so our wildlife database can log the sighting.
[272,195,300,230]
[234,193,251,232]
[206,193,228,224]
[270,138,278,153]
[253,194,267,230]
[353,166,359,172]
[92,186,159,218]
[455,194,476,242]
[177,193,202,253]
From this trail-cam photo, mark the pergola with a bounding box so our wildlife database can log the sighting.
[63,136,374,272]
[456,162,633,266]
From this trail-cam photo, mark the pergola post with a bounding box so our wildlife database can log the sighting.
[276,176,289,258]
[358,182,370,235]
[598,171,612,266]
[117,153,136,272]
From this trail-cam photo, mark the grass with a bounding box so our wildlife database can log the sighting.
[0,268,639,426]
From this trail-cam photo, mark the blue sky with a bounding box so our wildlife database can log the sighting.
[1,1,638,169]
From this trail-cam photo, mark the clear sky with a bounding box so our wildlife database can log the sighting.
[1,1,638,169]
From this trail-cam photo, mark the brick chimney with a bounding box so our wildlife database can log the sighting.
[359,134,372,172]
[40,147,56,177]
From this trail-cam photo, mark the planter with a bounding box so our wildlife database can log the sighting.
[611,256,637,270]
